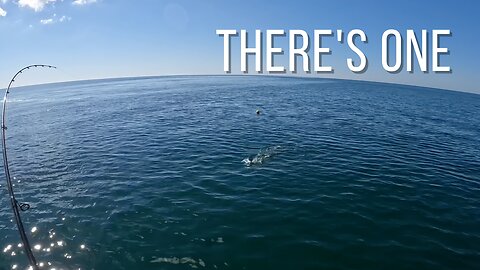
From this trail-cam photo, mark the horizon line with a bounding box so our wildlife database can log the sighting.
[4,73,478,96]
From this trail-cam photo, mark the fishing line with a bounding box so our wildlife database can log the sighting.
[2,64,57,270]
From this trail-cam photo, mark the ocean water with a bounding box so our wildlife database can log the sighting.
[0,76,479,270]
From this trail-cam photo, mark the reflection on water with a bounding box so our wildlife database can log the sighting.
[2,218,89,269]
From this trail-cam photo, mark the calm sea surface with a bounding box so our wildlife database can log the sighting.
[0,76,479,269]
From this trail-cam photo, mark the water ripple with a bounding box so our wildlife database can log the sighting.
[0,76,479,269]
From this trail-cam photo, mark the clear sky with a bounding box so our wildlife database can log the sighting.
[0,0,478,93]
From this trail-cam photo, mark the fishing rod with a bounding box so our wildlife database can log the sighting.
[2,65,57,269]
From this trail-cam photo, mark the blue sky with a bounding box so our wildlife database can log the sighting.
[0,0,478,93]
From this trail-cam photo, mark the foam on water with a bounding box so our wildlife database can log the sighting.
[242,145,282,166]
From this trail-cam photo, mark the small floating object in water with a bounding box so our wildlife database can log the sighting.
[256,109,261,115]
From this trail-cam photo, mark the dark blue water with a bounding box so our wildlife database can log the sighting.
[0,76,479,270]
